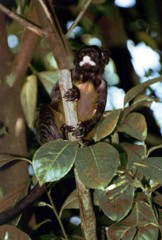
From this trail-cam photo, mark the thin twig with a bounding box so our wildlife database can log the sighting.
[38,0,54,26]
[36,0,73,69]
[0,3,45,37]
[47,191,68,240]
[66,0,92,38]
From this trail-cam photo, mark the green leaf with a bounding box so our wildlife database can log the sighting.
[117,112,147,141]
[38,71,58,95]
[20,74,37,129]
[121,143,145,171]
[75,142,120,189]
[124,76,162,105]
[33,139,78,185]
[147,144,162,156]
[94,175,134,221]
[59,190,79,217]
[135,157,162,183]
[94,109,121,141]
[107,198,159,240]
[0,225,31,240]
[132,94,157,105]
[121,99,153,122]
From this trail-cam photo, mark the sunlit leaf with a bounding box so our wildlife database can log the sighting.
[0,225,31,240]
[33,139,78,185]
[94,109,121,141]
[59,189,79,217]
[38,71,58,95]
[94,175,134,221]
[75,142,120,189]
[124,76,162,106]
[117,112,147,141]
[132,94,157,105]
[20,74,37,129]
[135,157,162,183]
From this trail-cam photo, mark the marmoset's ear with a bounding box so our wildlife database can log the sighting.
[102,49,110,65]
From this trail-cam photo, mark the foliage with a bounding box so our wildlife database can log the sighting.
[0,0,162,240]
[32,78,162,240]
[1,77,162,239]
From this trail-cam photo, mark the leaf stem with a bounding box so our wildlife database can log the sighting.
[47,191,68,240]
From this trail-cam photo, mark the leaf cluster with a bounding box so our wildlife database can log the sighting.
[1,65,162,239]
[29,77,162,239]
[0,1,162,238]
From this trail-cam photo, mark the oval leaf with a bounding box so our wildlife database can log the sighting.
[121,99,153,122]
[59,189,79,217]
[124,76,162,105]
[20,74,37,129]
[121,143,145,170]
[38,71,58,95]
[108,223,136,240]
[75,142,120,189]
[0,225,31,240]
[94,175,134,221]
[94,109,121,141]
[135,157,162,183]
[33,139,78,185]
[107,199,159,240]
[117,112,147,141]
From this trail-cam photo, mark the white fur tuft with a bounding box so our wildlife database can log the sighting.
[79,55,96,67]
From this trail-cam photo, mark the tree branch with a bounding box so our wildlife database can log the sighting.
[66,0,92,38]
[0,3,45,37]
[0,12,11,80]
[58,69,79,142]
[74,169,97,240]
[35,0,73,69]
[37,2,97,239]
[0,184,46,225]
[10,1,40,91]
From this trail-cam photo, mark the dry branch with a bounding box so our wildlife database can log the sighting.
[0,3,45,37]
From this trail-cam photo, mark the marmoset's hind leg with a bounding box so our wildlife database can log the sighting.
[37,105,61,144]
